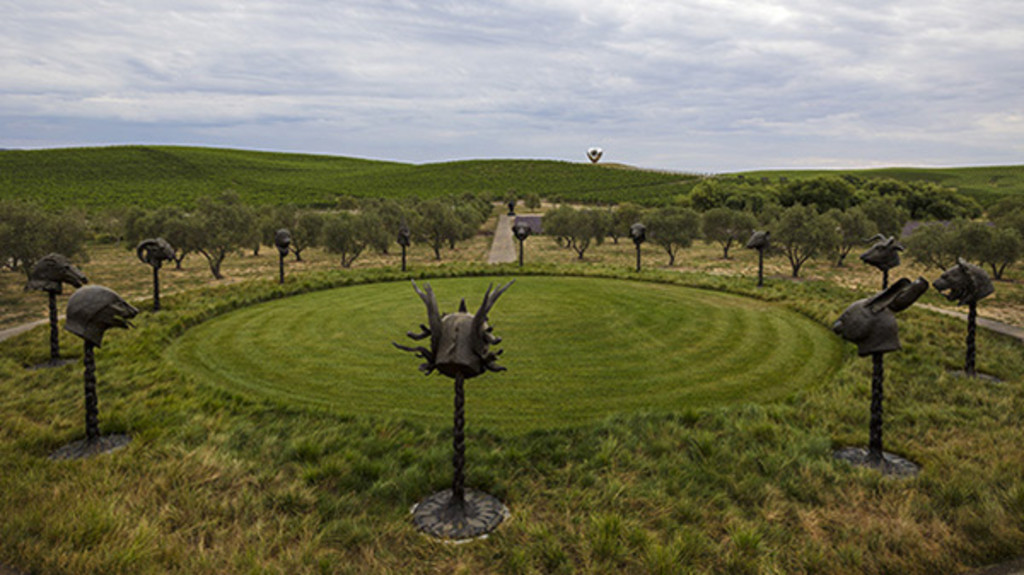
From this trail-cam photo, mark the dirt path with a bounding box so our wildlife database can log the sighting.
[487,214,517,264]
[918,304,1024,342]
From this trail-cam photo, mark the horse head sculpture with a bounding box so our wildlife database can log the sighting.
[395,281,513,379]
[933,258,994,306]
[860,234,904,272]
[832,277,929,356]
[26,253,88,294]
[65,286,139,348]
[136,238,176,269]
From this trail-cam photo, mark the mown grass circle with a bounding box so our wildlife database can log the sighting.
[167,276,843,434]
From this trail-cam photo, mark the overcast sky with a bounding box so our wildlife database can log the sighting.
[2,1,1021,172]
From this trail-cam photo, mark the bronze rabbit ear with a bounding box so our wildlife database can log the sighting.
[832,277,928,357]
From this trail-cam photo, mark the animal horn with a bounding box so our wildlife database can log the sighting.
[864,233,887,244]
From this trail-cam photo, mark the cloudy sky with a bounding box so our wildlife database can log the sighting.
[2,0,1021,172]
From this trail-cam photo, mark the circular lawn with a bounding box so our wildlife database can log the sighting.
[167,276,843,433]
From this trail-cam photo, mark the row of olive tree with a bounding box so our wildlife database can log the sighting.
[0,200,90,275]
[904,200,1024,279]
[121,193,495,276]
[542,202,917,277]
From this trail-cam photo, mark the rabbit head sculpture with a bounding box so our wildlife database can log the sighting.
[832,277,929,356]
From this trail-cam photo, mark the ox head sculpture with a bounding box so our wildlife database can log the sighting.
[860,234,904,272]
[395,281,513,379]
[274,229,292,257]
[26,253,88,294]
[136,238,176,269]
[933,258,994,306]
[746,230,770,251]
[65,286,139,348]
[832,277,929,356]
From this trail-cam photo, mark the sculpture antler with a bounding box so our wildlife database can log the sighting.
[472,281,514,336]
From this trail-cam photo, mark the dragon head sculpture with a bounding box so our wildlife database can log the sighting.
[136,238,176,269]
[395,281,513,379]
[745,230,770,251]
[832,277,929,356]
[933,258,994,306]
[25,253,88,294]
[64,286,139,348]
[860,234,904,272]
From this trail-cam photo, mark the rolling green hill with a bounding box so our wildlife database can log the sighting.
[1,145,1020,210]
[737,165,1024,207]
[0,145,696,210]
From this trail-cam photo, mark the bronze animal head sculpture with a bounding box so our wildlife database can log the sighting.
[512,221,532,242]
[629,222,647,245]
[136,238,176,269]
[274,229,292,257]
[26,253,88,294]
[746,230,770,250]
[398,224,411,247]
[65,286,139,348]
[395,281,513,379]
[860,234,904,272]
[933,258,994,306]
[832,277,929,356]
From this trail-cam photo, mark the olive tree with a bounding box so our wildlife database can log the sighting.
[192,192,255,279]
[0,200,89,275]
[323,211,376,268]
[827,207,877,267]
[701,207,757,259]
[774,204,838,277]
[543,206,608,260]
[647,206,702,266]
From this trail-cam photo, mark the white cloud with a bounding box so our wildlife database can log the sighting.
[1,0,1021,170]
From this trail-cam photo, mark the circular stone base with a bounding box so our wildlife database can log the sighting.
[833,447,920,478]
[411,488,508,541]
[49,434,131,460]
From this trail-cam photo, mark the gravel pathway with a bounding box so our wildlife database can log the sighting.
[487,214,517,264]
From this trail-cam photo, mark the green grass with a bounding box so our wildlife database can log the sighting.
[0,146,695,210]
[167,276,842,433]
[1,262,1023,574]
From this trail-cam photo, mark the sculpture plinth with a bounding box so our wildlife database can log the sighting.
[395,281,513,540]
[933,258,994,377]
[25,253,88,364]
[832,277,927,473]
